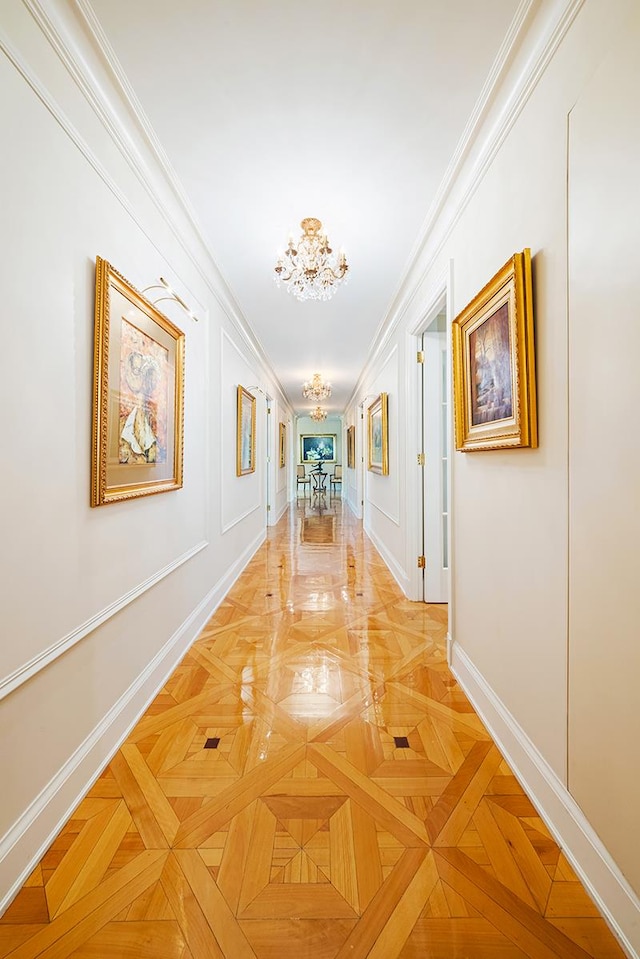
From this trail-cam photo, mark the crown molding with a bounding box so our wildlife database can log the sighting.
[17,0,290,408]
[347,0,586,411]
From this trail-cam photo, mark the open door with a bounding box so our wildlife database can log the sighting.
[420,310,450,603]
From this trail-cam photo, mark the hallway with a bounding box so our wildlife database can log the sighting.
[0,501,624,959]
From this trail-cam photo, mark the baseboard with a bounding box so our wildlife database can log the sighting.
[0,528,265,915]
[271,498,289,525]
[364,522,411,598]
[451,643,640,959]
[346,495,362,520]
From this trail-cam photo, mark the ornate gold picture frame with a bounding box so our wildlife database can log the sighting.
[300,434,336,463]
[279,422,286,468]
[367,393,389,474]
[91,256,185,506]
[452,249,537,451]
[236,385,256,475]
[347,425,355,469]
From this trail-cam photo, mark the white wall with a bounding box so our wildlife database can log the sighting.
[347,0,640,953]
[0,0,292,909]
[271,400,293,524]
[567,8,640,897]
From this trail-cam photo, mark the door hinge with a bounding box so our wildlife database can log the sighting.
[267,505,271,512]
[417,555,426,569]
[417,453,425,466]
[417,350,424,364]
[267,408,271,414]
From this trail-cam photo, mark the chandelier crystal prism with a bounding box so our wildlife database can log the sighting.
[309,406,328,422]
[302,372,332,401]
[274,218,349,301]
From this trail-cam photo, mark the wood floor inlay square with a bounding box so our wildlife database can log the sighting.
[0,503,625,958]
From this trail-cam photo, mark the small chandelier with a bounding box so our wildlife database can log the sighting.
[302,372,332,401]
[309,406,327,422]
[274,218,349,301]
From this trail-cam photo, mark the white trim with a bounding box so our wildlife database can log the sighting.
[221,503,262,535]
[446,631,453,668]
[0,540,208,701]
[346,0,586,413]
[7,0,290,406]
[405,265,450,601]
[364,523,410,598]
[271,499,289,525]
[367,500,400,528]
[346,489,362,520]
[0,527,265,915]
[451,643,640,959]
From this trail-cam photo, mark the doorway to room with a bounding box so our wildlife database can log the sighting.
[416,294,451,605]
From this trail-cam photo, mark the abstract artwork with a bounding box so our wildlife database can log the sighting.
[91,257,184,506]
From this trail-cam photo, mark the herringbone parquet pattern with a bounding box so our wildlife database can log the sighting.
[0,499,625,958]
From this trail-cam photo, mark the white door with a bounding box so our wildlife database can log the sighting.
[421,315,450,602]
[265,400,272,523]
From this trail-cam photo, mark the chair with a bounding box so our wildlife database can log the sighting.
[296,464,311,498]
[330,464,342,496]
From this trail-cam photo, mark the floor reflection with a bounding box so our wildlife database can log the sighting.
[0,500,624,959]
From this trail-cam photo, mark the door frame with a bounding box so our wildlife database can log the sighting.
[405,262,454,628]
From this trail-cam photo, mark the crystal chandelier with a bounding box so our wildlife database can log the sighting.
[309,406,327,422]
[274,218,349,301]
[302,372,332,401]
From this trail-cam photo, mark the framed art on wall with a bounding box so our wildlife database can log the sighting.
[347,425,355,469]
[91,256,185,507]
[452,248,537,451]
[279,422,286,468]
[300,434,336,463]
[237,385,256,475]
[367,393,389,474]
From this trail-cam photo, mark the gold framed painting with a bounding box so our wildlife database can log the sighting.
[236,385,256,475]
[367,393,389,474]
[300,434,336,463]
[279,422,286,468]
[452,249,537,452]
[91,256,185,507]
[347,425,355,469]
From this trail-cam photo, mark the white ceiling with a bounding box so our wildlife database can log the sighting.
[89,0,521,414]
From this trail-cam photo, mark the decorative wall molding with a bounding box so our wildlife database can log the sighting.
[11,0,290,409]
[0,526,265,915]
[347,0,587,411]
[451,643,640,959]
[0,540,208,701]
[221,503,262,535]
[366,500,400,528]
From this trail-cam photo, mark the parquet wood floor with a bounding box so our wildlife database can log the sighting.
[1,500,625,958]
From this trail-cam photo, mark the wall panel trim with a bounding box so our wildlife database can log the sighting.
[0,540,208,701]
[0,526,265,915]
[346,0,586,409]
